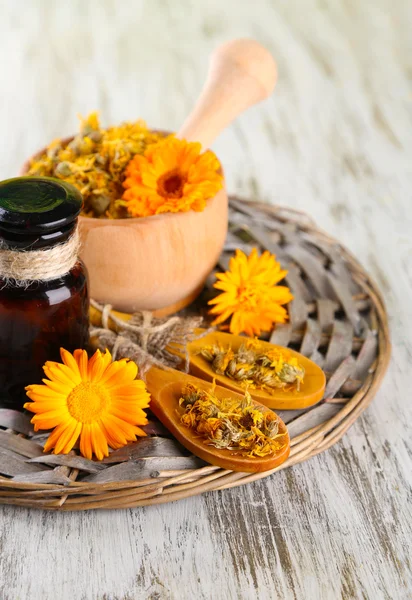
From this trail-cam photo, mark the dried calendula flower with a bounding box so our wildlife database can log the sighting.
[179,383,287,458]
[27,112,162,219]
[199,339,305,394]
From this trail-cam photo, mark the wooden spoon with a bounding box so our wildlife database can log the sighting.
[185,330,326,410]
[145,366,290,473]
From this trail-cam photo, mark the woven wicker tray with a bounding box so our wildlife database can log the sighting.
[0,198,390,511]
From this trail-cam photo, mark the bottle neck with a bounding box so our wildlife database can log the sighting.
[0,221,77,251]
[0,226,80,282]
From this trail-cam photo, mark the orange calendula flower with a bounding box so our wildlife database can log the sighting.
[208,248,293,337]
[24,348,150,460]
[122,136,223,217]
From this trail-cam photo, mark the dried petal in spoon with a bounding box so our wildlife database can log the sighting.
[145,367,290,474]
[186,330,326,410]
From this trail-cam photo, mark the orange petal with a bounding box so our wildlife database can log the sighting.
[79,424,93,460]
[73,349,89,380]
[99,418,125,450]
[89,422,109,460]
[110,405,148,426]
[100,415,130,446]
[43,420,75,453]
[103,360,138,388]
[60,421,82,454]
[25,384,65,399]
[87,349,105,382]
[45,363,81,386]
[23,400,66,413]
[60,348,81,379]
[112,394,150,410]
[31,409,70,430]
[53,419,81,455]
[108,380,148,396]
[42,378,73,395]
[132,427,147,438]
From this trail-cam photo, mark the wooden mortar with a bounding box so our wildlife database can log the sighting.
[20,39,277,316]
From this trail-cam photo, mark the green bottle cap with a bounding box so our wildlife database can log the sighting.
[0,177,83,234]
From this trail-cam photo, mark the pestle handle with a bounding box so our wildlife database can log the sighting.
[177,39,277,149]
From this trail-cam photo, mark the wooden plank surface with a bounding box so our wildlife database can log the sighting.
[0,0,411,598]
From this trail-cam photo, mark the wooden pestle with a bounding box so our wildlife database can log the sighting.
[177,38,277,149]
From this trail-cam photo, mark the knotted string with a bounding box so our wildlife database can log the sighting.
[90,299,212,377]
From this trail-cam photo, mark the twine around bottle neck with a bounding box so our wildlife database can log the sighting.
[0,227,80,283]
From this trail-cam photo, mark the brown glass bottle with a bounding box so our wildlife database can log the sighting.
[0,177,89,410]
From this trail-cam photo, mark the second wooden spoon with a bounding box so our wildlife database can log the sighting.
[145,366,290,473]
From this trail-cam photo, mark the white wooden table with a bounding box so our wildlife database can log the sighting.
[0,1,411,598]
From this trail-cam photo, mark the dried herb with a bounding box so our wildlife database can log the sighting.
[179,383,287,458]
[200,338,305,393]
[27,112,162,219]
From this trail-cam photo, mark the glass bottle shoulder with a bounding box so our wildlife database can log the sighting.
[0,261,88,306]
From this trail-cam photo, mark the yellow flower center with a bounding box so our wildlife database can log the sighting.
[237,284,259,309]
[67,382,110,424]
[157,168,185,198]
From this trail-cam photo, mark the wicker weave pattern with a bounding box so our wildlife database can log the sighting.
[0,199,390,510]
